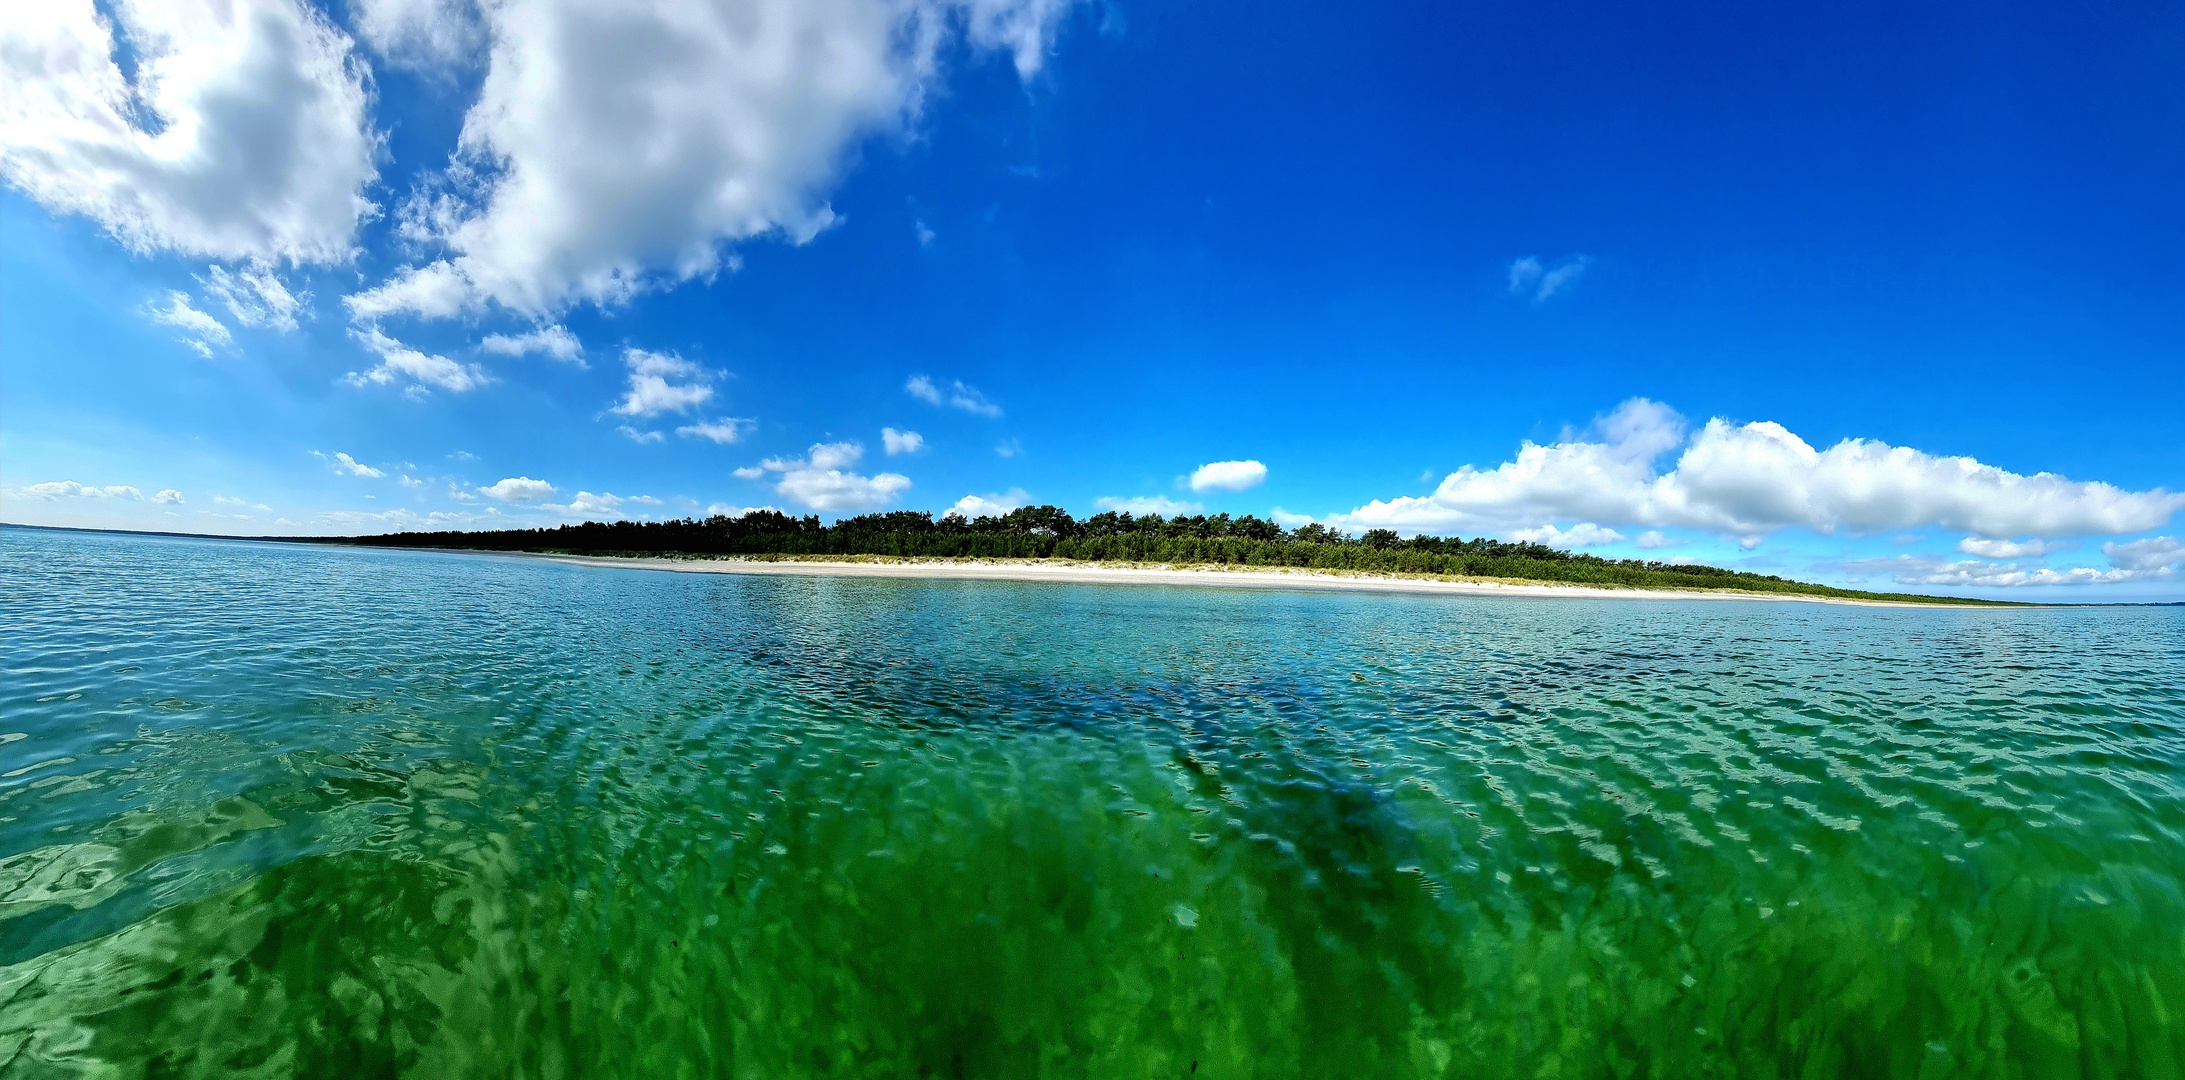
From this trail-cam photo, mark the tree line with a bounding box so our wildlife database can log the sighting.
[325,506,2011,604]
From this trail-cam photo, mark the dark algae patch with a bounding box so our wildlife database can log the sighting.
[4,526,2177,1077]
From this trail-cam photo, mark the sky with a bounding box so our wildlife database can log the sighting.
[3,0,2182,600]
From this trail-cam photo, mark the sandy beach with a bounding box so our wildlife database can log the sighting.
[479,550,1940,607]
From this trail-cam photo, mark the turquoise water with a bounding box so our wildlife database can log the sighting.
[4,526,2184,1078]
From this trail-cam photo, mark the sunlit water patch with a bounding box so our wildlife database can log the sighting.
[4,527,2183,1078]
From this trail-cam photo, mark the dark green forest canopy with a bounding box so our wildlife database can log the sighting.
[328,506,2023,606]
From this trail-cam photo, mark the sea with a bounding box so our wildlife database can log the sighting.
[4,525,2183,1078]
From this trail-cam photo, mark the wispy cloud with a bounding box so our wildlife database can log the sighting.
[147,292,231,357]
[1507,254,1592,303]
[906,375,1003,418]
[481,325,585,367]
[1095,495,1202,516]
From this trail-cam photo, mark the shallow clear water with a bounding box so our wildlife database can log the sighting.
[4,526,2184,1078]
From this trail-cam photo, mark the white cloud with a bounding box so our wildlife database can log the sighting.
[480,324,584,366]
[1334,399,2185,541]
[342,0,1075,322]
[1510,522,1624,547]
[0,0,377,265]
[202,264,305,331]
[327,451,385,478]
[802,442,863,470]
[882,427,925,455]
[619,425,665,444]
[678,418,754,444]
[19,481,143,500]
[995,438,1022,459]
[1095,495,1201,516]
[1189,460,1267,494]
[147,291,232,357]
[914,218,936,246]
[479,476,556,501]
[550,490,629,517]
[346,327,489,394]
[706,502,777,517]
[351,0,482,69]
[777,470,910,512]
[2103,536,2183,575]
[1957,537,2074,559]
[906,375,1003,417]
[732,465,767,480]
[611,348,713,417]
[743,441,906,511]
[945,488,1031,519]
[1838,542,2183,588]
[153,488,185,504]
[1633,530,1683,550]
[1507,254,1591,303]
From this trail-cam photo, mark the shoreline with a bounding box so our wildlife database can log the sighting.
[460,549,1959,607]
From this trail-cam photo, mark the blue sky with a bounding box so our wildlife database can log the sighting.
[4,0,2182,599]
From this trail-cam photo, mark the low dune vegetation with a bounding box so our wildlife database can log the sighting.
[333,508,2020,606]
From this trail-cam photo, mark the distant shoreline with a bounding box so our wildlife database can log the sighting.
[11,523,2120,606]
[479,549,1970,607]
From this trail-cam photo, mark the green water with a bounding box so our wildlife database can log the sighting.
[4,527,2183,1078]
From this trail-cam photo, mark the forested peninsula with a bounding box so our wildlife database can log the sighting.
[330,507,2018,606]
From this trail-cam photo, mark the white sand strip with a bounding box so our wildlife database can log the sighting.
[450,550,1953,607]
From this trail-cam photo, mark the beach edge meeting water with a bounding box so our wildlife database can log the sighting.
[1,519,2034,607]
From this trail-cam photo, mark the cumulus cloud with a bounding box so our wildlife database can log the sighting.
[147,292,232,357]
[1333,399,2185,543]
[346,327,489,394]
[1095,495,1202,516]
[480,324,584,366]
[1839,539,2184,588]
[0,0,378,265]
[342,0,1076,322]
[479,476,555,501]
[906,375,1003,417]
[2104,536,2183,575]
[882,427,925,455]
[1508,255,1591,303]
[19,481,144,500]
[202,264,306,331]
[706,502,777,518]
[945,488,1032,519]
[548,490,635,517]
[742,441,907,511]
[612,348,713,417]
[351,0,483,69]
[1511,522,1624,547]
[154,489,185,504]
[678,418,754,444]
[1189,459,1267,494]
[325,451,384,478]
[1634,531,1683,549]
[1957,537,2075,559]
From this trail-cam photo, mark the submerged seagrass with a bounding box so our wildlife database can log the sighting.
[3,526,2182,1077]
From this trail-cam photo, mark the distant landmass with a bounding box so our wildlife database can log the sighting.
[319,507,2027,607]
